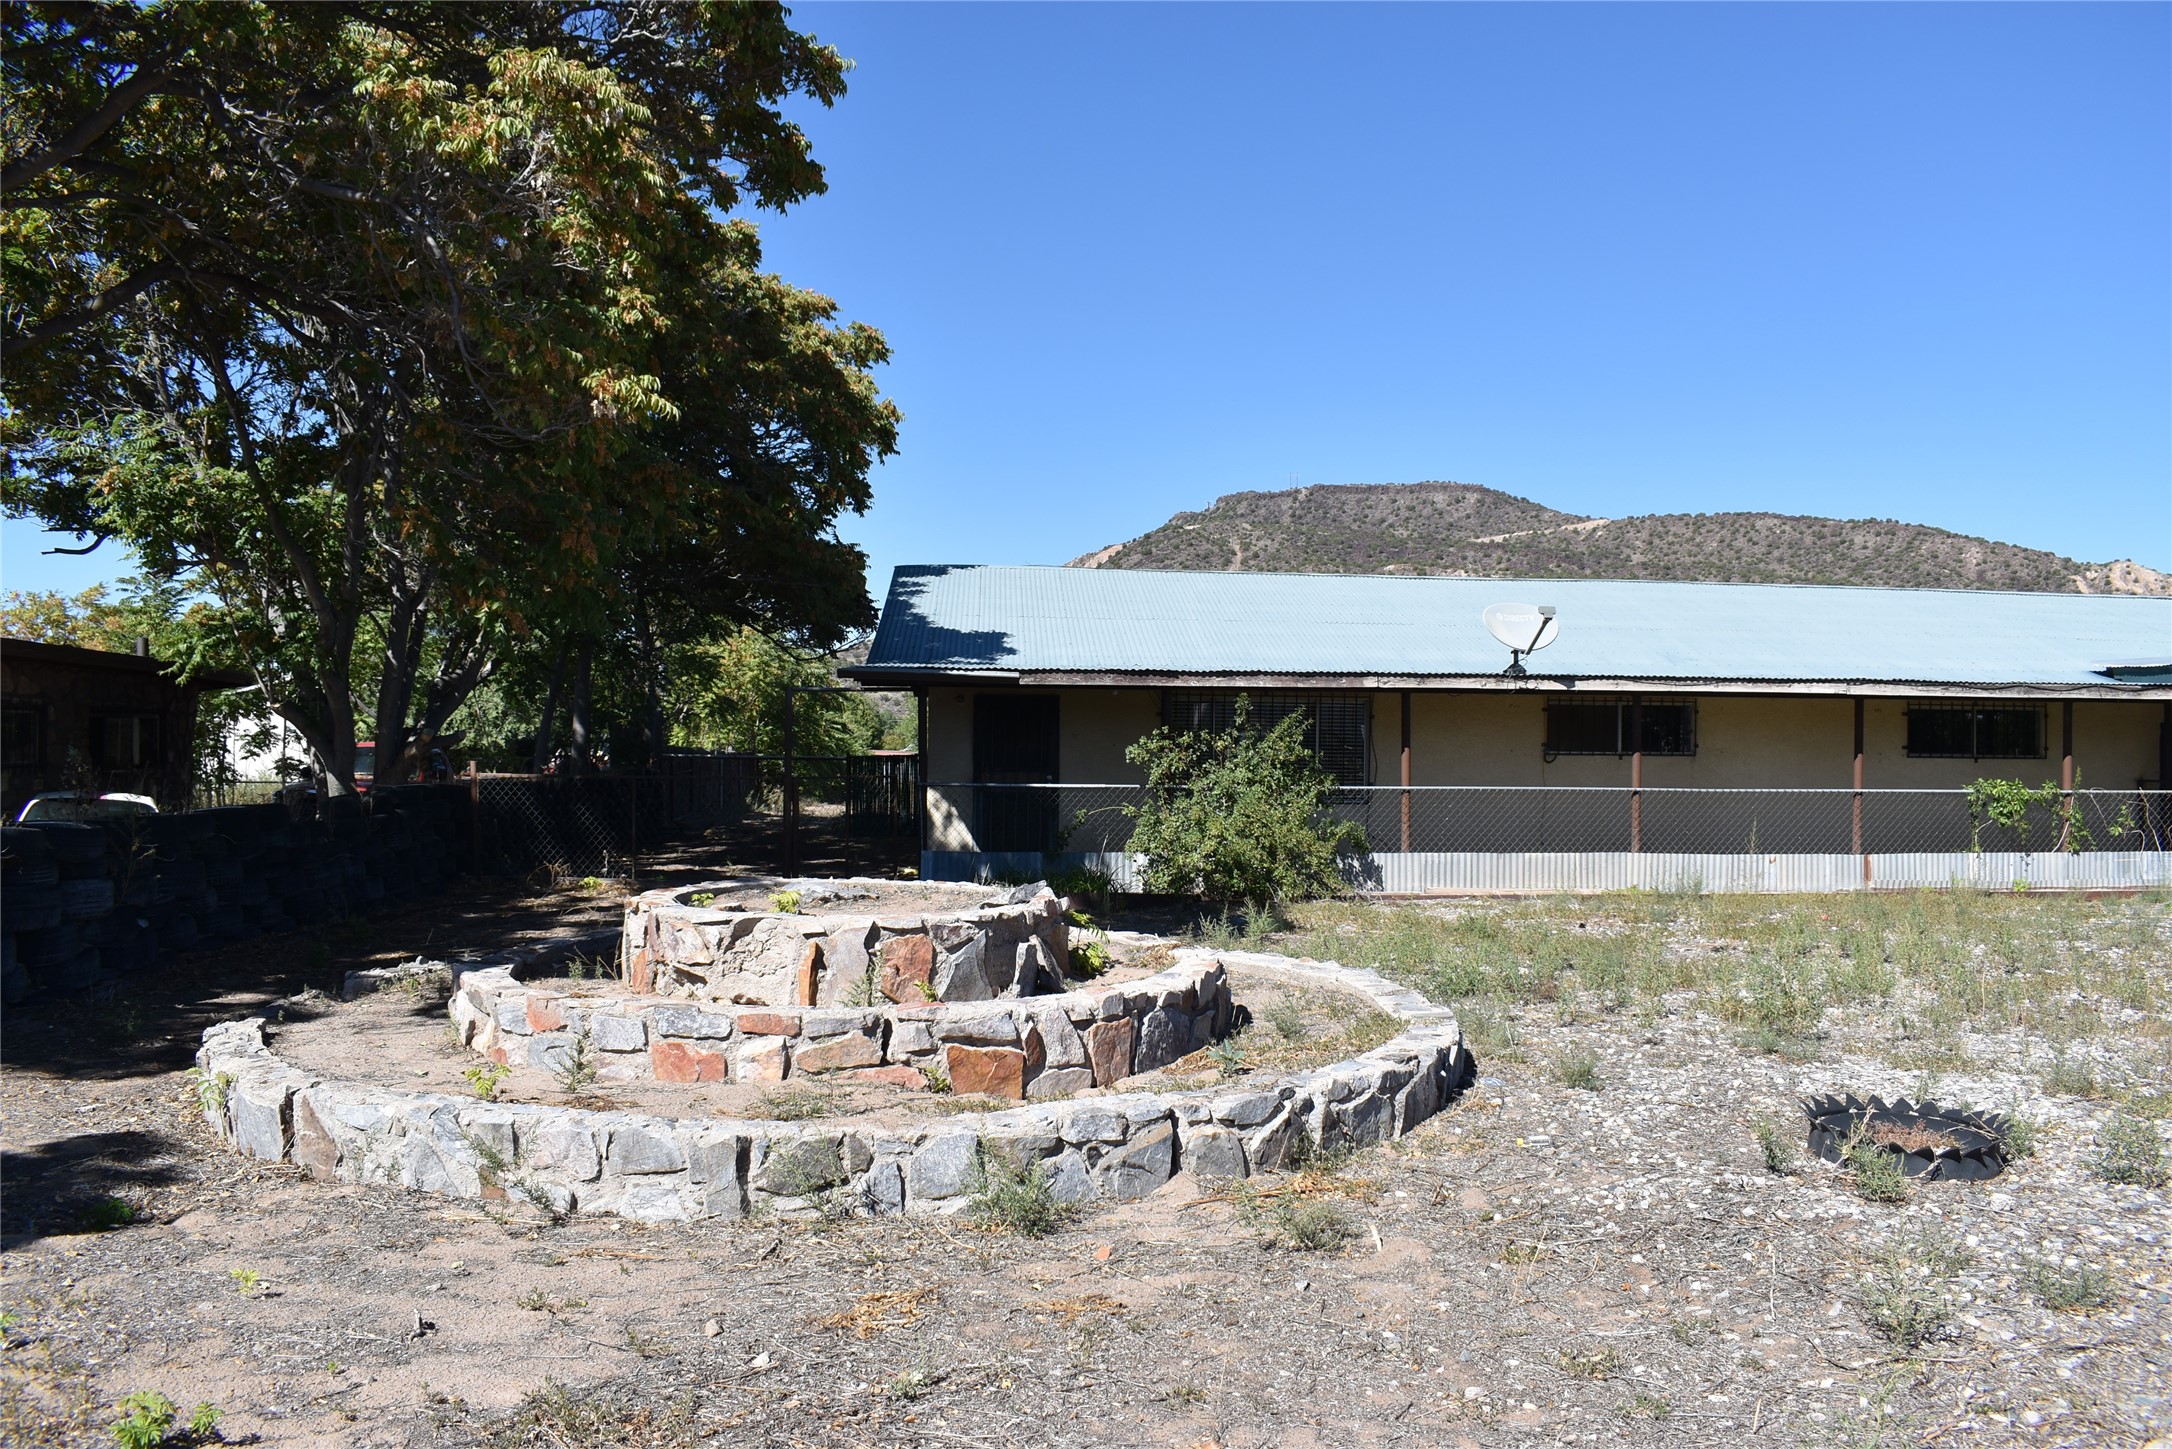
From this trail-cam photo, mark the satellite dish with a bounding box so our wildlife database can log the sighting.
[1482,602,1558,676]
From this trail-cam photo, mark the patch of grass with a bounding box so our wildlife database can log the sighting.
[2020,1259,2117,1313]
[78,1196,139,1231]
[1552,1049,1601,1091]
[1618,1393,1672,1420]
[2090,1110,2168,1187]
[1750,1115,1798,1174]
[1264,996,1308,1041]
[887,1363,940,1401]
[487,1381,702,1448]
[463,1062,512,1102]
[754,1086,842,1121]
[1558,1347,1621,1380]
[915,1061,951,1093]
[1238,1184,1357,1252]
[966,1146,1069,1238]
[1158,1381,1208,1408]
[1878,1229,1974,1280]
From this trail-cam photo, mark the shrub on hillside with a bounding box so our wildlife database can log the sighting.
[1122,699,1364,909]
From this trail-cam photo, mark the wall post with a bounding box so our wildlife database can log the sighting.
[1398,690,1412,853]
[2058,700,2075,850]
[1628,698,1643,854]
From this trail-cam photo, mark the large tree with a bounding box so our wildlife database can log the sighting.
[3,2,896,791]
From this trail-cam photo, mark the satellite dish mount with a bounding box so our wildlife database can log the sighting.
[1482,603,1559,677]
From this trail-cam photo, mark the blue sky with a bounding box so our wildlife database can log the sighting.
[7,1,2167,602]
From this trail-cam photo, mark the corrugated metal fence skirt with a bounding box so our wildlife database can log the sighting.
[924,850,2171,894]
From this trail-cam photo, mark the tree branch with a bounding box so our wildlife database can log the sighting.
[2,57,173,191]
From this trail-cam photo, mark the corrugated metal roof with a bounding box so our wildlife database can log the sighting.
[857,565,2172,689]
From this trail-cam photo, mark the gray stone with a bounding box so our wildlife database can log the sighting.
[1012,937,1058,995]
[907,1132,980,1200]
[684,1131,744,1185]
[1134,1008,1191,1073]
[1045,1149,1094,1205]
[617,1181,691,1223]
[606,1125,687,1175]
[1097,991,1128,1021]
[932,1009,1018,1046]
[1244,1108,1299,1173]
[863,1159,905,1214]
[401,1137,455,1194]
[493,999,532,1035]
[816,926,872,1006]
[527,1034,575,1073]
[457,1111,516,1164]
[1002,881,1050,905]
[1173,1099,1212,1125]
[651,1006,733,1040]
[230,1075,293,1162]
[1328,1091,1393,1149]
[889,1020,935,1056]
[1180,1123,1247,1181]
[1096,1122,1175,1201]
[1212,1091,1282,1128]
[591,1014,647,1053]
[1026,1067,1096,1100]
[1056,1104,1128,1144]
[756,1136,847,1194]
[932,937,996,1001]
[1032,1008,1087,1068]
[803,1008,880,1037]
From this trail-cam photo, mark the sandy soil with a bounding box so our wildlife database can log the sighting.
[3,872,2163,1448]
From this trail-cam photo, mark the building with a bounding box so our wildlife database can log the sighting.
[0,637,252,816]
[843,565,2172,891]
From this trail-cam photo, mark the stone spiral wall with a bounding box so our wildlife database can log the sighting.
[453,956,1234,1101]
[200,939,1470,1223]
[620,877,1069,1007]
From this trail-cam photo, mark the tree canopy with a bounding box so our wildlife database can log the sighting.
[3,1,898,789]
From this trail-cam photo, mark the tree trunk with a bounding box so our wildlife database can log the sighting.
[531,644,567,773]
[568,642,595,775]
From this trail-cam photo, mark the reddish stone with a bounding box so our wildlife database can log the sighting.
[1085,1018,1136,1087]
[793,1032,883,1073]
[796,941,823,1007]
[1022,1020,1047,1075]
[627,950,655,995]
[736,1011,802,1037]
[292,1093,337,1180]
[488,1045,510,1067]
[946,1043,1027,1099]
[525,995,565,1033]
[877,935,936,1003]
[652,1039,726,1083]
[845,1065,930,1091]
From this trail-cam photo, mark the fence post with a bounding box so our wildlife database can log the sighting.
[2057,701,2074,851]
[466,760,480,872]
[783,689,797,874]
[1628,700,1643,853]
[1398,690,1412,853]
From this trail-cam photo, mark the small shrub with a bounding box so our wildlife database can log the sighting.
[1619,1393,1672,1420]
[185,1068,233,1119]
[688,892,716,907]
[1206,1038,1248,1079]
[1552,1050,1601,1091]
[110,1391,176,1449]
[2021,1259,2117,1313]
[1857,1267,1950,1352]
[1558,1347,1621,1380]
[553,1031,597,1095]
[769,889,802,914]
[1264,997,1308,1042]
[1261,1197,1356,1252]
[463,1062,512,1102]
[916,1061,952,1094]
[1122,700,1364,909]
[229,1267,262,1294]
[186,1403,220,1439]
[2091,1111,2168,1187]
[1750,1116,1798,1174]
[967,1145,1068,1238]
[2000,1108,2042,1160]
[1843,1137,1908,1204]
[1069,934,1112,979]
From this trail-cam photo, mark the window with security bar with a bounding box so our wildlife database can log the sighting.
[1904,704,2045,760]
[1162,690,1370,785]
[1544,699,1696,758]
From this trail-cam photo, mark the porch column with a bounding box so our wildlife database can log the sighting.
[1851,698,1864,855]
[2059,700,2074,849]
[1398,691,1412,852]
[916,688,930,856]
[1628,698,1643,853]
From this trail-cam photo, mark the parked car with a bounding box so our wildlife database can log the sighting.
[15,791,159,823]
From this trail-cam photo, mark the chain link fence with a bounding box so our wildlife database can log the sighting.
[472,752,922,880]
[926,784,2171,857]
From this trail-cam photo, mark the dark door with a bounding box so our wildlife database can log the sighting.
[973,694,1060,851]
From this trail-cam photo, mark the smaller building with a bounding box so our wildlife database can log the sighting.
[1,637,252,816]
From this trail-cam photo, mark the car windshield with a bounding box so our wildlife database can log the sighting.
[18,796,157,822]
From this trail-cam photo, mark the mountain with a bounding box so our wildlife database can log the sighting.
[1067,482,2170,595]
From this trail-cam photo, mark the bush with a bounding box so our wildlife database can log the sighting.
[2091,1111,2167,1187]
[966,1145,1069,1238]
[1123,700,1364,909]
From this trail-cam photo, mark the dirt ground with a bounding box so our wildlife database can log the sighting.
[3,871,2165,1448]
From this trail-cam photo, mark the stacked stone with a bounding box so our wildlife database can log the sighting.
[620,878,1067,1007]
[197,953,1467,1224]
[447,955,1235,1100]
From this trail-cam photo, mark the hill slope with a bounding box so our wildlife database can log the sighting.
[1070,482,2169,595]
